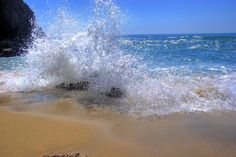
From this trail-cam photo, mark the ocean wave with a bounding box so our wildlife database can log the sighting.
[0,0,235,116]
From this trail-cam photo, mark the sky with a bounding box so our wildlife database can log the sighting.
[24,0,236,34]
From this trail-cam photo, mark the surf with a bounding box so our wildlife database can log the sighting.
[0,0,235,116]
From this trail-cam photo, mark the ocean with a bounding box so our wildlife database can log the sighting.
[0,0,235,117]
[1,1,236,157]
[0,33,235,117]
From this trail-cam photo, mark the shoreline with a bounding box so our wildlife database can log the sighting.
[0,93,236,157]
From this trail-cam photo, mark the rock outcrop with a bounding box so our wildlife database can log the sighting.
[56,81,90,91]
[106,87,125,98]
[0,0,42,57]
[56,81,125,98]
[43,152,81,157]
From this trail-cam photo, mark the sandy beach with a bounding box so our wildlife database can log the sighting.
[0,93,236,157]
[0,0,236,156]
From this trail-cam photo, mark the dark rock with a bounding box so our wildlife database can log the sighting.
[56,81,90,91]
[43,152,81,157]
[0,0,43,57]
[106,87,125,98]
[0,40,24,57]
[56,81,125,98]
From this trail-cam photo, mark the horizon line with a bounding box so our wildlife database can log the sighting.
[122,32,236,36]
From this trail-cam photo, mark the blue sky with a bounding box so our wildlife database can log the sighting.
[24,0,236,34]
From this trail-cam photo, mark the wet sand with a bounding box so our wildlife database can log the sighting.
[0,93,236,157]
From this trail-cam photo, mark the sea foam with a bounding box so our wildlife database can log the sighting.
[0,0,235,116]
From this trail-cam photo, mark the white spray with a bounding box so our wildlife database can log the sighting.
[0,0,235,116]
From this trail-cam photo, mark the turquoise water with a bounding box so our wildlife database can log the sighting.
[122,34,236,75]
[0,0,235,116]
[0,34,235,116]
[2,33,236,74]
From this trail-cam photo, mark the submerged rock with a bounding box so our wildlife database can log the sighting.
[0,0,43,57]
[43,152,81,157]
[56,81,90,91]
[56,82,125,98]
[106,87,125,98]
